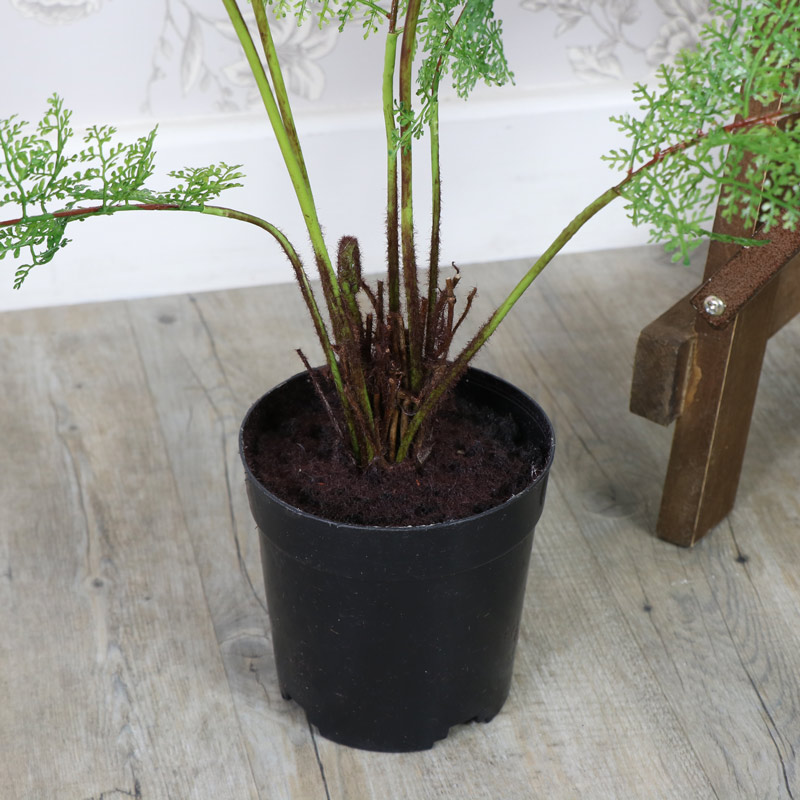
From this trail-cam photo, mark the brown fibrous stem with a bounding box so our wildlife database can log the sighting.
[626,108,796,177]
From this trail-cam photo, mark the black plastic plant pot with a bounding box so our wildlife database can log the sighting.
[239,368,555,752]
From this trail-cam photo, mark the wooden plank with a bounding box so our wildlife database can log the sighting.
[656,278,779,546]
[629,292,696,425]
[0,303,258,799]
[124,288,330,800]
[630,250,800,429]
[690,225,800,329]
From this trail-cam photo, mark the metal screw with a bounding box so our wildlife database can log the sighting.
[703,295,726,317]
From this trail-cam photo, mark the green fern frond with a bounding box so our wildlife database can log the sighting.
[606,0,800,262]
[0,95,243,287]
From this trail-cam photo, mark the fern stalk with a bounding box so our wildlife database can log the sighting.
[396,185,621,461]
[221,0,372,459]
[398,0,424,394]
[382,23,402,316]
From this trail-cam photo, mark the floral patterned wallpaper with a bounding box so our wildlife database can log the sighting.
[141,0,346,110]
[10,0,107,24]
[522,0,711,81]
[4,0,711,119]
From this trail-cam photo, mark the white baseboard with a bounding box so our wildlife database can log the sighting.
[0,90,651,311]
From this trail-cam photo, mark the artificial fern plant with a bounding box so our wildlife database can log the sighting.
[2,0,799,469]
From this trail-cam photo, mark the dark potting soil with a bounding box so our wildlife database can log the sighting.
[245,383,547,527]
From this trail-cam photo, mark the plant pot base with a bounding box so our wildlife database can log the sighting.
[241,368,555,752]
[261,525,534,751]
[311,710,502,753]
[282,671,507,749]
[302,693,506,752]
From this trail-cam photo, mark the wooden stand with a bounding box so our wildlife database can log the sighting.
[631,217,800,547]
[630,84,800,548]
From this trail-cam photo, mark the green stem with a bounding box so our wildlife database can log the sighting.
[383,28,401,315]
[251,1,312,195]
[398,0,424,392]
[0,129,28,217]
[41,104,72,206]
[201,207,326,336]
[220,0,340,303]
[221,0,372,459]
[395,185,621,462]
[206,205,365,460]
[424,4,469,358]
[426,98,441,358]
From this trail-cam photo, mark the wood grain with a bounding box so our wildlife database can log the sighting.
[629,252,800,430]
[0,303,258,799]
[629,292,697,426]
[2,244,799,798]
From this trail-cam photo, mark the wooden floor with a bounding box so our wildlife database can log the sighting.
[2,244,799,799]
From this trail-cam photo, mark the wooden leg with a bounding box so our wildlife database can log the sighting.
[655,278,780,547]
[629,293,696,426]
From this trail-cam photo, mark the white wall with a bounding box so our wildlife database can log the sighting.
[0,0,710,310]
